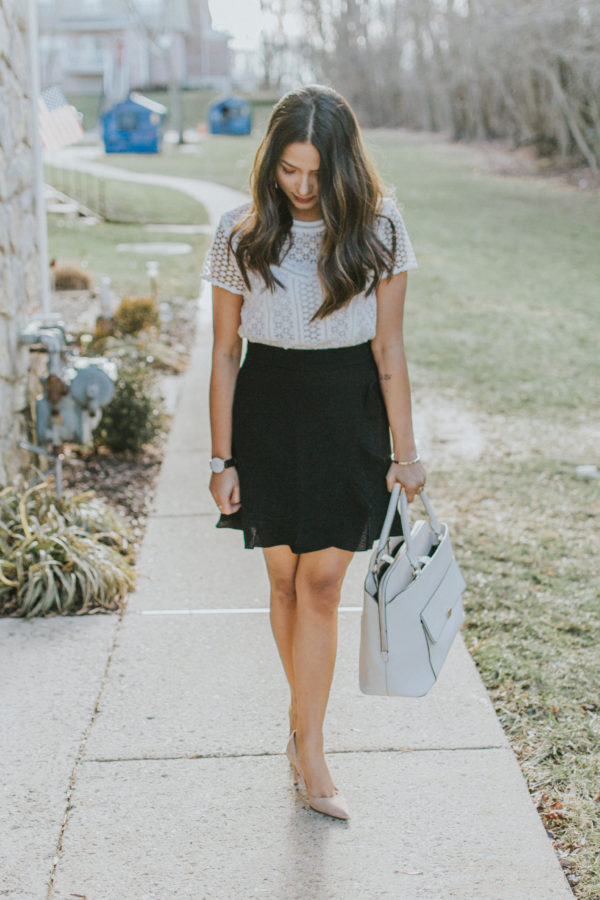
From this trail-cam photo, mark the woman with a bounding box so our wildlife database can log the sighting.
[203,84,426,821]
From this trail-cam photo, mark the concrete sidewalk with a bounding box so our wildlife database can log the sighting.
[1,170,574,899]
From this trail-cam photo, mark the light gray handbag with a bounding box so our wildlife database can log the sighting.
[360,484,466,697]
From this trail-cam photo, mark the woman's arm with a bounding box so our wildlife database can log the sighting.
[209,286,244,514]
[371,271,426,502]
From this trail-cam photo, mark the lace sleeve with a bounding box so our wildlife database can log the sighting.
[201,212,246,295]
[376,198,418,274]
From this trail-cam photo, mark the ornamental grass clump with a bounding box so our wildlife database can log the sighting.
[114,297,160,335]
[0,481,136,618]
[52,262,92,291]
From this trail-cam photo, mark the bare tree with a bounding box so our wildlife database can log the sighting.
[271,0,600,169]
[125,0,187,144]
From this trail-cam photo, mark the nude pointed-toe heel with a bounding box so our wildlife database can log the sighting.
[285,730,350,821]
[305,788,350,821]
[286,731,300,786]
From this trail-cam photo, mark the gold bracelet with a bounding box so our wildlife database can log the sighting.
[391,453,420,466]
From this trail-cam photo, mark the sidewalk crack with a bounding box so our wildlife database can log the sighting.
[45,611,125,900]
[82,744,507,764]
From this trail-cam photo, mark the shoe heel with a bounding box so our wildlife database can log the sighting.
[286,731,299,786]
[286,730,350,820]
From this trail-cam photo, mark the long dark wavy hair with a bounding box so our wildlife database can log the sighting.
[230,84,396,320]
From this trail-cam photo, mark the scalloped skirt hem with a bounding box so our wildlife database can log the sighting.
[215,514,392,555]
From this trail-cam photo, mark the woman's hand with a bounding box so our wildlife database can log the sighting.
[386,460,426,503]
[210,468,241,515]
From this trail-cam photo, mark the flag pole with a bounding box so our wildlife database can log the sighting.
[27,0,52,318]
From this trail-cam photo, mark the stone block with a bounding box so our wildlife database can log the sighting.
[8,251,23,317]
[0,145,6,201]
[0,10,7,59]
[0,200,6,254]
[24,259,41,315]
[17,207,36,267]
[0,75,15,162]
[17,262,28,313]
[15,5,27,33]
[0,319,12,379]
[1,259,16,322]
[0,379,11,424]
[7,141,34,196]
[0,272,8,323]
[8,192,23,254]
[9,14,29,85]
[0,7,38,484]
[7,66,29,153]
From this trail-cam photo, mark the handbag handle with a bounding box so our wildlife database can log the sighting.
[375,484,443,571]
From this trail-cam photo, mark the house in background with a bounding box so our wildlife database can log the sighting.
[38,0,232,103]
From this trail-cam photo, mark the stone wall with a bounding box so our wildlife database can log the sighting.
[0,2,41,484]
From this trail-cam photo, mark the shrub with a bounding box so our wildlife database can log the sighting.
[52,263,92,290]
[114,297,161,335]
[0,481,135,618]
[94,315,116,340]
[85,331,187,374]
[93,364,165,454]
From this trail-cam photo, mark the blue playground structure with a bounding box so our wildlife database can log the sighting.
[208,97,252,136]
[102,92,167,154]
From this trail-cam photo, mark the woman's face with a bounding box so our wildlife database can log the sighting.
[275,142,321,220]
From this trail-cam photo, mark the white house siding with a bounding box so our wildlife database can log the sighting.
[38,0,231,96]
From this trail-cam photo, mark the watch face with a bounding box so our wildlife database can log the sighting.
[210,458,225,473]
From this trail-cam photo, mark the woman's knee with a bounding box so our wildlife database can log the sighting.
[295,568,345,615]
[263,546,298,605]
[270,574,297,604]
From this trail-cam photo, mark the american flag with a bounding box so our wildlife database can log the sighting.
[38,86,84,151]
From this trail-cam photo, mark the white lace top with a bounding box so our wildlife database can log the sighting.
[201,196,418,349]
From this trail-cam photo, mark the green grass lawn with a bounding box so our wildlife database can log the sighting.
[44,167,209,226]
[89,128,600,425]
[371,132,600,423]
[45,175,210,300]
[49,128,599,896]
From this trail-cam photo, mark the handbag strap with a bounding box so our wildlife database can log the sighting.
[376,484,402,555]
[375,485,443,571]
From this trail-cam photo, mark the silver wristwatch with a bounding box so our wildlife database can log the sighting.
[209,456,236,473]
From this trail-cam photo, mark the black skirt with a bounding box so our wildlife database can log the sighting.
[217,340,403,554]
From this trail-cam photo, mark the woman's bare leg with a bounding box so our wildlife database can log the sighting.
[293,547,354,798]
[263,545,300,731]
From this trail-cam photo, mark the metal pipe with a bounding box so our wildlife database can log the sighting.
[18,442,65,496]
[26,0,52,318]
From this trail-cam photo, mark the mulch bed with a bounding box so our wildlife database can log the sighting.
[52,291,198,548]
[60,442,165,545]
